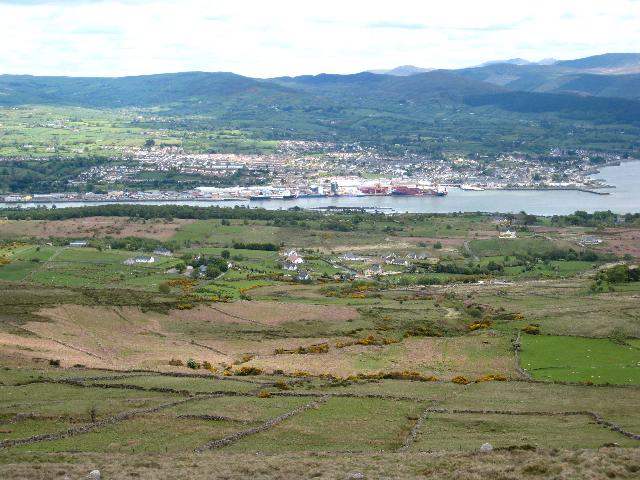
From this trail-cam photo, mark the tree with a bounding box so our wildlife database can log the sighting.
[221,249,230,259]
[144,138,155,148]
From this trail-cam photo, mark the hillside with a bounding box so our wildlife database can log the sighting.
[452,53,640,99]
[0,72,297,108]
[1,56,640,156]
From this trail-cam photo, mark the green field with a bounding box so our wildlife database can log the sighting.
[0,208,639,478]
[520,335,640,384]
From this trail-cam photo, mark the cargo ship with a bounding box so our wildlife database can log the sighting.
[359,184,390,195]
[250,189,297,201]
[391,185,448,196]
[249,194,271,201]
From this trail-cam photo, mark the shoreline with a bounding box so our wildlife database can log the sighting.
[0,185,614,204]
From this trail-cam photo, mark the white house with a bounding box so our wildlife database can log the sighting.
[153,248,172,257]
[297,270,312,281]
[68,240,88,248]
[286,254,304,265]
[283,261,298,271]
[134,255,155,263]
[578,235,602,246]
[499,230,517,239]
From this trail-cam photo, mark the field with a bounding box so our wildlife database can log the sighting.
[0,209,639,478]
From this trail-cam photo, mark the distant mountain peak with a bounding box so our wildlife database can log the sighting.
[367,65,433,76]
[555,52,640,72]
[478,58,542,67]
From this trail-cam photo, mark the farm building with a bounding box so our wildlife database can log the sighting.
[282,261,298,271]
[134,256,155,263]
[297,271,312,281]
[366,264,384,276]
[499,230,517,239]
[286,254,304,264]
[68,240,88,247]
[578,235,602,246]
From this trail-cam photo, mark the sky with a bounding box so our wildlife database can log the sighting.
[0,0,638,77]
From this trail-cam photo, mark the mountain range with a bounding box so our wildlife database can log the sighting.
[1,53,639,154]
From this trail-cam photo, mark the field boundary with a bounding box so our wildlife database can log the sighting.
[0,394,221,449]
[194,395,329,452]
[426,408,640,441]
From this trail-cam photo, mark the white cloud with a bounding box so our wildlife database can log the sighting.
[0,0,637,77]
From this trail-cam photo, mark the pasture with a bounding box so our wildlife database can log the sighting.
[0,210,639,478]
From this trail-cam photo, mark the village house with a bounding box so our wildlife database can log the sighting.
[499,229,517,239]
[153,247,172,257]
[341,252,363,261]
[297,270,312,281]
[578,235,602,246]
[282,261,298,271]
[286,253,304,264]
[134,255,155,263]
[366,264,384,276]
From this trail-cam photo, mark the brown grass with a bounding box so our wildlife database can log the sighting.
[2,305,230,369]
[0,217,193,240]
[1,448,638,479]
[171,301,360,326]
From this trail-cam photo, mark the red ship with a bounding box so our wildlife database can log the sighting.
[391,185,448,196]
[359,184,389,195]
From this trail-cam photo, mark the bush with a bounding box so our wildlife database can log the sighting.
[235,366,263,376]
[202,361,216,372]
[257,391,272,398]
[186,358,199,369]
[452,375,470,385]
[158,282,171,294]
[468,321,492,331]
[273,381,290,390]
[168,358,184,367]
[275,343,329,355]
[49,359,61,367]
[521,324,540,335]
[476,374,507,382]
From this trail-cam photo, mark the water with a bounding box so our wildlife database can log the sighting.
[2,161,640,216]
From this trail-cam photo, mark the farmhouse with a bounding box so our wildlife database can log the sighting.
[134,256,155,263]
[499,229,517,239]
[341,252,363,261]
[366,264,384,276]
[153,247,172,256]
[286,254,304,264]
[578,235,602,246]
[283,261,298,271]
[297,270,312,281]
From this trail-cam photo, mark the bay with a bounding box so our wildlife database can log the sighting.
[2,161,639,216]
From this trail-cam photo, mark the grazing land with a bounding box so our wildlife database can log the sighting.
[0,207,639,478]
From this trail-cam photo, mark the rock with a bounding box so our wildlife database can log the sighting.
[87,470,101,480]
[346,473,366,480]
[480,442,493,453]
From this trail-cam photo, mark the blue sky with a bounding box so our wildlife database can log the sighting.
[0,0,638,77]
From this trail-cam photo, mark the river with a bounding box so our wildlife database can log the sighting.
[2,161,639,216]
